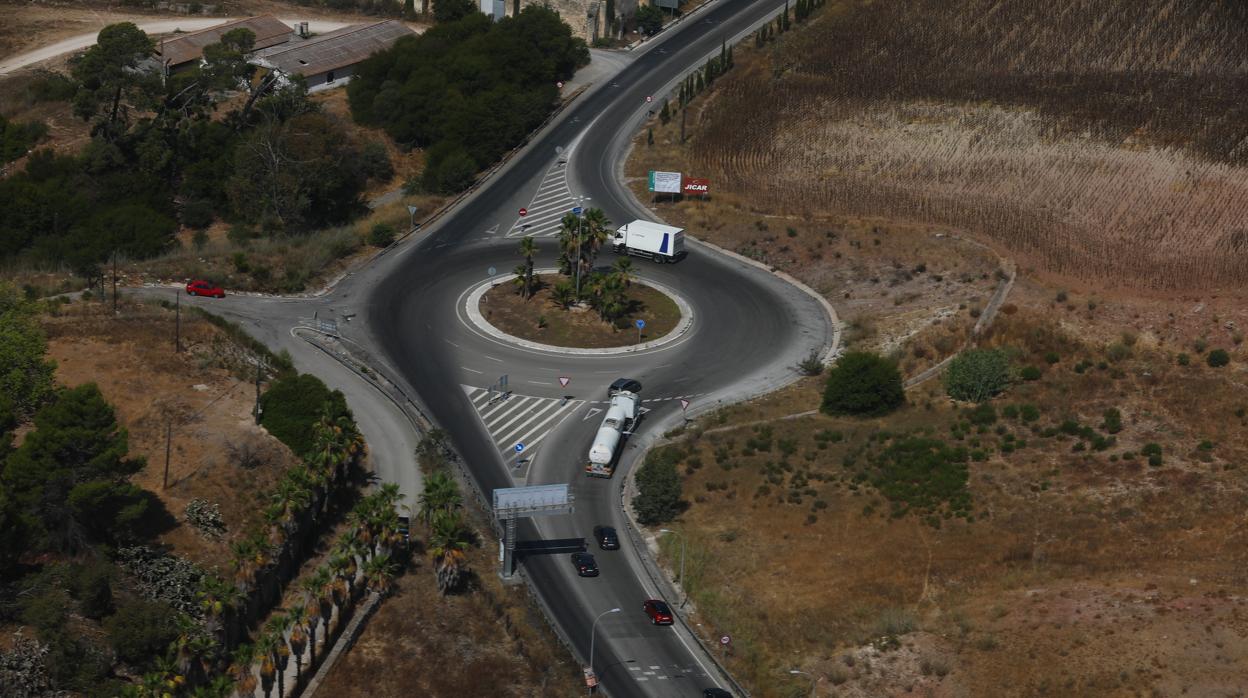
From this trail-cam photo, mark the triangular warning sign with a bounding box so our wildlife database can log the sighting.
[558,376,571,387]
[680,399,690,410]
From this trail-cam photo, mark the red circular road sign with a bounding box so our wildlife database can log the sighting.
[720,635,731,645]
[519,207,528,217]
[645,95,653,103]
[557,81,564,88]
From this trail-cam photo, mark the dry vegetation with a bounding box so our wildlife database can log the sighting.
[319,522,583,697]
[37,296,299,570]
[662,309,1248,696]
[653,0,1248,292]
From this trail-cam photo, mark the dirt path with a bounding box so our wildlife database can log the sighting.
[1,17,354,75]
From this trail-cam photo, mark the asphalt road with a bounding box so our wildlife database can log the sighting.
[362,1,833,696]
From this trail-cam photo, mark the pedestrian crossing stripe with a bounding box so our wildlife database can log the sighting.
[506,159,575,238]
[462,386,584,463]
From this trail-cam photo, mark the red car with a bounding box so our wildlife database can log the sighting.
[185,280,225,298]
[643,599,674,625]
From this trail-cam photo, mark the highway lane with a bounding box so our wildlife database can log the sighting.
[365,1,824,696]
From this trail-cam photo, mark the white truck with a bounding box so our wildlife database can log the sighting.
[586,390,640,477]
[612,220,686,263]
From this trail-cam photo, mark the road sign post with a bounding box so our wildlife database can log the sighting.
[635,318,645,344]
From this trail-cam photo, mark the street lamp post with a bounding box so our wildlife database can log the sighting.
[789,669,819,698]
[574,195,591,299]
[588,607,621,694]
[659,528,686,606]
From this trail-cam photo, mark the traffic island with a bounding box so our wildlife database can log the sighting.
[476,272,683,349]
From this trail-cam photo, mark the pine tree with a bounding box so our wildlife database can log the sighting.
[647,128,653,146]
[659,99,670,125]
[727,44,734,68]
[783,1,791,31]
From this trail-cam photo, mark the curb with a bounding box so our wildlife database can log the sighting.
[464,269,694,355]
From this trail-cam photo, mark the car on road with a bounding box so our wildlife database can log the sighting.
[642,599,674,625]
[571,552,599,577]
[593,525,620,550]
[703,689,733,698]
[185,280,225,298]
[608,377,642,397]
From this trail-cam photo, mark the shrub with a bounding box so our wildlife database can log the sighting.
[359,141,394,182]
[1019,404,1040,422]
[259,373,351,457]
[1106,342,1131,362]
[796,349,825,376]
[1020,365,1042,381]
[945,348,1010,402]
[369,223,396,248]
[1002,404,1019,420]
[1207,349,1230,367]
[105,600,180,669]
[420,142,477,194]
[1177,353,1191,366]
[821,351,904,417]
[635,446,683,525]
[1101,408,1123,434]
[1043,351,1060,364]
[967,404,996,425]
[184,499,225,539]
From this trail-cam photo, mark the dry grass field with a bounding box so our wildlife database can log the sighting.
[672,0,1248,292]
[39,297,299,570]
[662,309,1248,696]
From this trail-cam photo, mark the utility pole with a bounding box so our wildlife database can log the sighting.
[574,194,591,300]
[163,418,172,489]
[111,250,118,314]
[253,358,264,425]
[174,290,181,353]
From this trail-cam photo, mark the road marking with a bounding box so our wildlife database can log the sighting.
[462,385,584,462]
[483,355,503,362]
[527,380,553,385]
[445,339,461,348]
[461,366,483,374]
[583,407,604,421]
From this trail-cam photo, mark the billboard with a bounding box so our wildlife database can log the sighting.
[654,0,680,8]
[682,177,710,196]
[493,484,571,515]
[648,170,682,193]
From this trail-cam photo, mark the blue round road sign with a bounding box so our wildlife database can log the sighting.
[572,206,583,215]
[488,266,497,276]
[635,319,646,329]
[514,442,525,453]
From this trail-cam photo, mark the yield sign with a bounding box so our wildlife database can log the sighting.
[558,376,571,388]
[680,399,690,410]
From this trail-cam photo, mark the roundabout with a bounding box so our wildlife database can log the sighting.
[361,1,829,696]
[464,269,695,355]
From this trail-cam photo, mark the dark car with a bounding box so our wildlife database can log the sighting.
[593,525,620,550]
[185,280,225,298]
[703,689,733,698]
[396,516,411,550]
[608,378,642,397]
[571,552,599,577]
[642,599,673,625]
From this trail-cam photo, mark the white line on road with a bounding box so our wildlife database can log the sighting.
[461,366,483,374]
[527,380,553,385]
[445,339,461,348]
[483,355,503,362]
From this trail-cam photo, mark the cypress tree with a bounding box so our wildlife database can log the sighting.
[659,99,670,125]
[727,44,734,68]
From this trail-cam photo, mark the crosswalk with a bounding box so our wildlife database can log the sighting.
[462,386,584,466]
[505,159,578,238]
[627,663,711,684]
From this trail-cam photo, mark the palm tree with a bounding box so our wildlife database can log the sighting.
[549,279,576,309]
[198,574,243,645]
[263,614,292,698]
[613,257,633,287]
[230,643,258,698]
[518,236,538,298]
[556,213,582,276]
[286,603,308,689]
[298,567,331,666]
[417,471,462,531]
[363,553,398,596]
[256,633,278,698]
[230,537,268,593]
[427,511,470,595]
[581,207,612,270]
[511,263,529,296]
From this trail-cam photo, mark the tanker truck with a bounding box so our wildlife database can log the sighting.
[586,390,640,478]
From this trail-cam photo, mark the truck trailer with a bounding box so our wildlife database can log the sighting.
[586,390,640,477]
[612,220,686,263]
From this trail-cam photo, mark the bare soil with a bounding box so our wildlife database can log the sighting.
[39,297,300,571]
[480,273,681,348]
